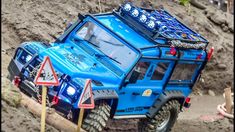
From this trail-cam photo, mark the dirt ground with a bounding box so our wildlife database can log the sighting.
[1,0,234,132]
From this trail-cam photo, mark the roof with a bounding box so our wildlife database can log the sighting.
[96,14,154,49]
[96,3,209,51]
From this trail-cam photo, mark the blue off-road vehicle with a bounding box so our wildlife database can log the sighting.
[8,3,213,132]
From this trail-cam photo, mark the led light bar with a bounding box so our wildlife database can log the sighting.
[119,3,208,49]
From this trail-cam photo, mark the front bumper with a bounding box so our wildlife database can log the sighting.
[18,79,73,115]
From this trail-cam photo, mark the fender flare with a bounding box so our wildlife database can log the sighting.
[147,90,185,118]
[93,90,119,118]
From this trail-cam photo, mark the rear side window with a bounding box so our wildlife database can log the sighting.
[170,63,198,81]
[151,62,170,80]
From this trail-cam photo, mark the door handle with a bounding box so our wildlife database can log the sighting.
[132,92,140,95]
[152,92,159,95]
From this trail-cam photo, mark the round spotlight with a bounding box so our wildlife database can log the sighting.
[67,86,76,96]
[139,15,147,23]
[147,20,155,29]
[131,9,139,17]
[123,3,132,11]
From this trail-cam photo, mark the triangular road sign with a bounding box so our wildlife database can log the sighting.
[34,56,59,86]
[78,79,95,109]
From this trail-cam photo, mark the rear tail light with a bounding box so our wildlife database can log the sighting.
[13,76,21,87]
[170,46,176,55]
[185,97,191,103]
[184,97,191,108]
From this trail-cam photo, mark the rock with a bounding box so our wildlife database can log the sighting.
[1,77,22,107]
[190,0,206,10]
[208,11,227,25]
[217,64,227,69]
[208,90,215,96]
[200,78,205,83]
[222,25,229,32]
[226,15,234,32]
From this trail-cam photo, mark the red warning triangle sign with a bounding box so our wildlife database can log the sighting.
[78,79,95,109]
[34,56,59,86]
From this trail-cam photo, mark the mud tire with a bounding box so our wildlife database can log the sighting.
[138,100,180,132]
[82,103,111,132]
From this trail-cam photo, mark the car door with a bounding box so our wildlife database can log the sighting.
[115,59,173,117]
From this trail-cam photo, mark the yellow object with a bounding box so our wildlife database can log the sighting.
[77,108,85,132]
[142,89,152,97]
[41,86,47,132]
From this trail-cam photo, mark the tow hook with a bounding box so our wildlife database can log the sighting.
[52,95,59,105]
[13,76,21,87]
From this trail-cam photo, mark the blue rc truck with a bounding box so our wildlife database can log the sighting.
[8,3,213,132]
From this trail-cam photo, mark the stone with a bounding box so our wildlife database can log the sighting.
[208,11,227,25]
[222,25,229,32]
[208,90,215,96]
[217,64,227,69]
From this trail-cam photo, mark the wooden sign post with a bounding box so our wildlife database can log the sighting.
[34,56,59,132]
[77,79,95,132]
[224,87,232,114]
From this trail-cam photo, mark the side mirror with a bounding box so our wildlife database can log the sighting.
[129,70,140,84]
[78,13,85,22]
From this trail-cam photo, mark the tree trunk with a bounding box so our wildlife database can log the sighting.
[20,92,86,132]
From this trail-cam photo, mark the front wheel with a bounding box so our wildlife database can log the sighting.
[82,102,111,132]
[138,100,180,132]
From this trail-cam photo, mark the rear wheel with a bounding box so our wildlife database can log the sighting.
[138,100,180,132]
[82,102,111,132]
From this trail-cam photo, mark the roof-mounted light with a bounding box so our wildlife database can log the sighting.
[146,20,155,29]
[123,3,132,12]
[131,8,139,17]
[139,14,147,23]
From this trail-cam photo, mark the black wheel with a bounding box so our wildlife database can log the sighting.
[82,102,111,132]
[138,100,180,132]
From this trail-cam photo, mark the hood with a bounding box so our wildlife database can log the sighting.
[38,43,123,84]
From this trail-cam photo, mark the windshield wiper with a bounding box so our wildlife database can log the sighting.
[73,37,100,48]
[86,40,100,48]
[94,53,121,64]
[99,39,123,46]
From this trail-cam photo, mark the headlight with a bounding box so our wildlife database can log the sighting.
[123,3,132,11]
[66,86,76,96]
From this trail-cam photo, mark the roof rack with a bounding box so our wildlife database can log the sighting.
[115,3,209,50]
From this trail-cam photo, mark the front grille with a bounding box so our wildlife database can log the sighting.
[22,56,42,81]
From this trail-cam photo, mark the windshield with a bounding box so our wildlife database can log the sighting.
[76,21,138,70]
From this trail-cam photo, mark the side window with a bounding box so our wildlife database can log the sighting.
[127,61,150,83]
[135,61,150,80]
[15,48,32,64]
[170,63,198,81]
[151,62,170,80]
